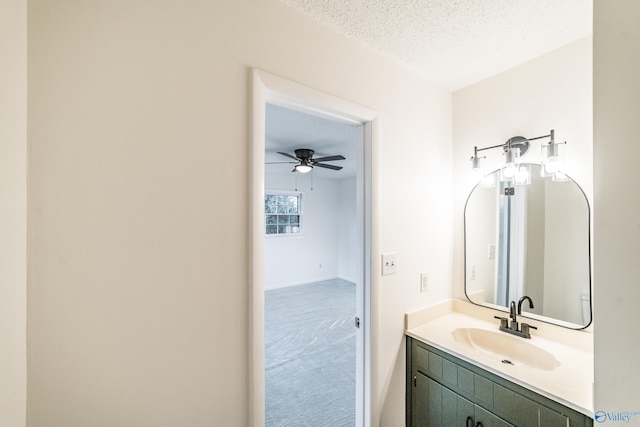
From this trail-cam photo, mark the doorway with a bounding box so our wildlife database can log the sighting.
[251,70,376,427]
[264,103,361,425]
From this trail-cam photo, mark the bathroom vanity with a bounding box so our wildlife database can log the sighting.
[405,300,593,427]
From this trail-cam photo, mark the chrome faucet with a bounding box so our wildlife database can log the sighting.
[494,296,537,339]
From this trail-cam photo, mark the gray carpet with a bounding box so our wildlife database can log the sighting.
[265,278,356,427]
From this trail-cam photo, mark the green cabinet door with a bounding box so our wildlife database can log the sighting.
[412,371,429,426]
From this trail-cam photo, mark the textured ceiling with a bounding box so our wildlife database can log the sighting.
[279,0,592,91]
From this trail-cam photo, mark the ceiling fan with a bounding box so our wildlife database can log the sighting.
[267,148,346,173]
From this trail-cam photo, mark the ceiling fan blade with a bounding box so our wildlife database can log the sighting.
[265,161,297,164]
[313,155,345,162]
[314,162,343,171]
[277,151,299,161]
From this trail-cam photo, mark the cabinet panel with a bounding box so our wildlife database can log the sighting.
[428,351,443,380]
[458,399,475,427]
[474,374,494,409]
[414,344,429,374]
[428,376,443,426]
[458,365,475,399]
[442,386,459,422]
[539,405,570,427]
[476,405,514,427]
[514,394,539,427]
[492,382,516,422]
[412,372,429,427]
[443,384,475,425]
[442,358,458,389]
[492,415,515,427]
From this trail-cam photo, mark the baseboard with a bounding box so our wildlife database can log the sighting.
[264,275,340,291]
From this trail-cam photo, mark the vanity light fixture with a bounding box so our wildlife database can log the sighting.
[469,130,565,183]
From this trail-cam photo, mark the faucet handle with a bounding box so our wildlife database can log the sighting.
[521,323,538,337]
[494,315,509,329]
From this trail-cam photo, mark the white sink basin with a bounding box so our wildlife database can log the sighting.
[452,327,561,371]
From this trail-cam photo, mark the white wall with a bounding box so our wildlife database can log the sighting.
[0,0,27,425]
[27,0,452,425]
[264,173,341,289]
[263,174,358,289]
[593,0,640,419]
[338,177,358,283]
[452,38,593,304]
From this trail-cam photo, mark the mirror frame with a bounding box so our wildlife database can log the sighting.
[463,163,593,330]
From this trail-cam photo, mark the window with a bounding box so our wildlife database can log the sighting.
[265,192,302,235]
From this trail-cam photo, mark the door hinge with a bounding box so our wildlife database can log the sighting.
[413,375,417,387]
[355,316,360,328]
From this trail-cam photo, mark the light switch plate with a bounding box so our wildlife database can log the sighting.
[381,252,397,275]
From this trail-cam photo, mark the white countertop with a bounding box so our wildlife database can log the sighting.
[405,301,594,417]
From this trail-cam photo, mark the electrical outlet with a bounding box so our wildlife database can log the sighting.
[420,273,428,292]
[381,252,397,275]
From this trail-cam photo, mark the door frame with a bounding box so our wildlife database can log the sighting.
[250,69,378,426]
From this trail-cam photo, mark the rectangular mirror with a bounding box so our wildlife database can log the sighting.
[464,163,592,328]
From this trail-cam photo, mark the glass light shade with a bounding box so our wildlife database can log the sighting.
[515,165,531,185]
[544,156,561,174]
[552,171,569,182]
[295,163,312,174]
[542,142,561,175]
[471,166,484,182]
[470,156,484,181]
[503,162,517,179]
[502,146,519,180]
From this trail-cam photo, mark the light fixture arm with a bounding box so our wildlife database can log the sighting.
[540,129,567,151]
[470,146,486,162]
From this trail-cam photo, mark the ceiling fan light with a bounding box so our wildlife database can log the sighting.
[295,163,312,174]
